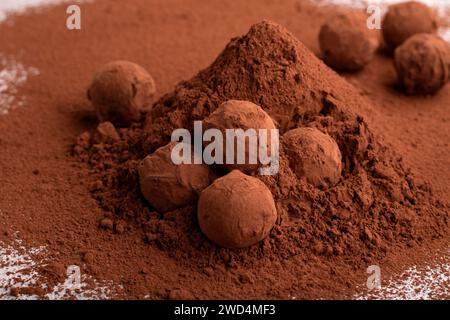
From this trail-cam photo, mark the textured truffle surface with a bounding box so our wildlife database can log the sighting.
[139,142,212,213]
[382,1,438,50]
[394,34,450,95]
[319,12,378,72]
[283,127,342,188]
[88,61,156,127]
[203,100,277,173]
[198,170,277,248]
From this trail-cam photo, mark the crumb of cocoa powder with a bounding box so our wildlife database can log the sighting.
[168,288,195,300]
[99,218,114,230]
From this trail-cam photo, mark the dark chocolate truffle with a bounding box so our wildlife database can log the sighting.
[203,100,277,173]
[139,142,212,213]
[382,1,438,50]
[319,12,378,72]
[88,61,156,127]
[283,127,342,188]
[394,33,450,95]
[198,170,277,248]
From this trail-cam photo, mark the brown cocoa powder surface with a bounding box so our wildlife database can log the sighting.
[0,0,449,299]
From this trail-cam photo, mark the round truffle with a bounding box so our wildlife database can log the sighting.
[198,170,277,248]
[139,142,212,213]
[394,34,450,95]
[203,100,277,173]
[283,127,342,188]
[88,61,156,127]
[91,122,120,144]
[382,1,438,50]
[319,12,378,72]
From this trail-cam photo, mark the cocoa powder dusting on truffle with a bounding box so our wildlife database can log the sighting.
[394,33,450,95]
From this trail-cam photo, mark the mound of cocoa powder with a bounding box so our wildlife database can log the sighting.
[74,20,448,285]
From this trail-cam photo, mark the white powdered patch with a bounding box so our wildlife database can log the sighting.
[356,250,450,300]
[0,239,115,300]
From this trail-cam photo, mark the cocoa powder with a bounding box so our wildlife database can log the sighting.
[0,0,448,300]
[74,20,448,297]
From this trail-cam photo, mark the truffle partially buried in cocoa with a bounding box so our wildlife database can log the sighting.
[394,33,450,95]
[203,100,277,174]
[88,61,156,127]
[139,142,212,213]
[198,170,277,248]
[382,1,438,50]
[319,12,378,72]
[283,127,342,188]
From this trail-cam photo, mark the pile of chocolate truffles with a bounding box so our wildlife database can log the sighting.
[87,63,344,248]
[395,34,450,95]
[86,0,450,247]
[318,1,449,95]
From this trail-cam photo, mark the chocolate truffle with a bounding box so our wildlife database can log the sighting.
[394,34,450,95]
[88,61,156,127]
[382,1,438,50]
[139,142,212,213]
[198,170,277,248]
[319,12,378,72]
[203,100,277,173]
[283,127,342,188]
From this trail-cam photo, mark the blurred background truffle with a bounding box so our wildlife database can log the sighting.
[88,61,156,127]
[319,12,378,72]
[394,33,449,95]
[382,1,438,50]
[198,170,277,248]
